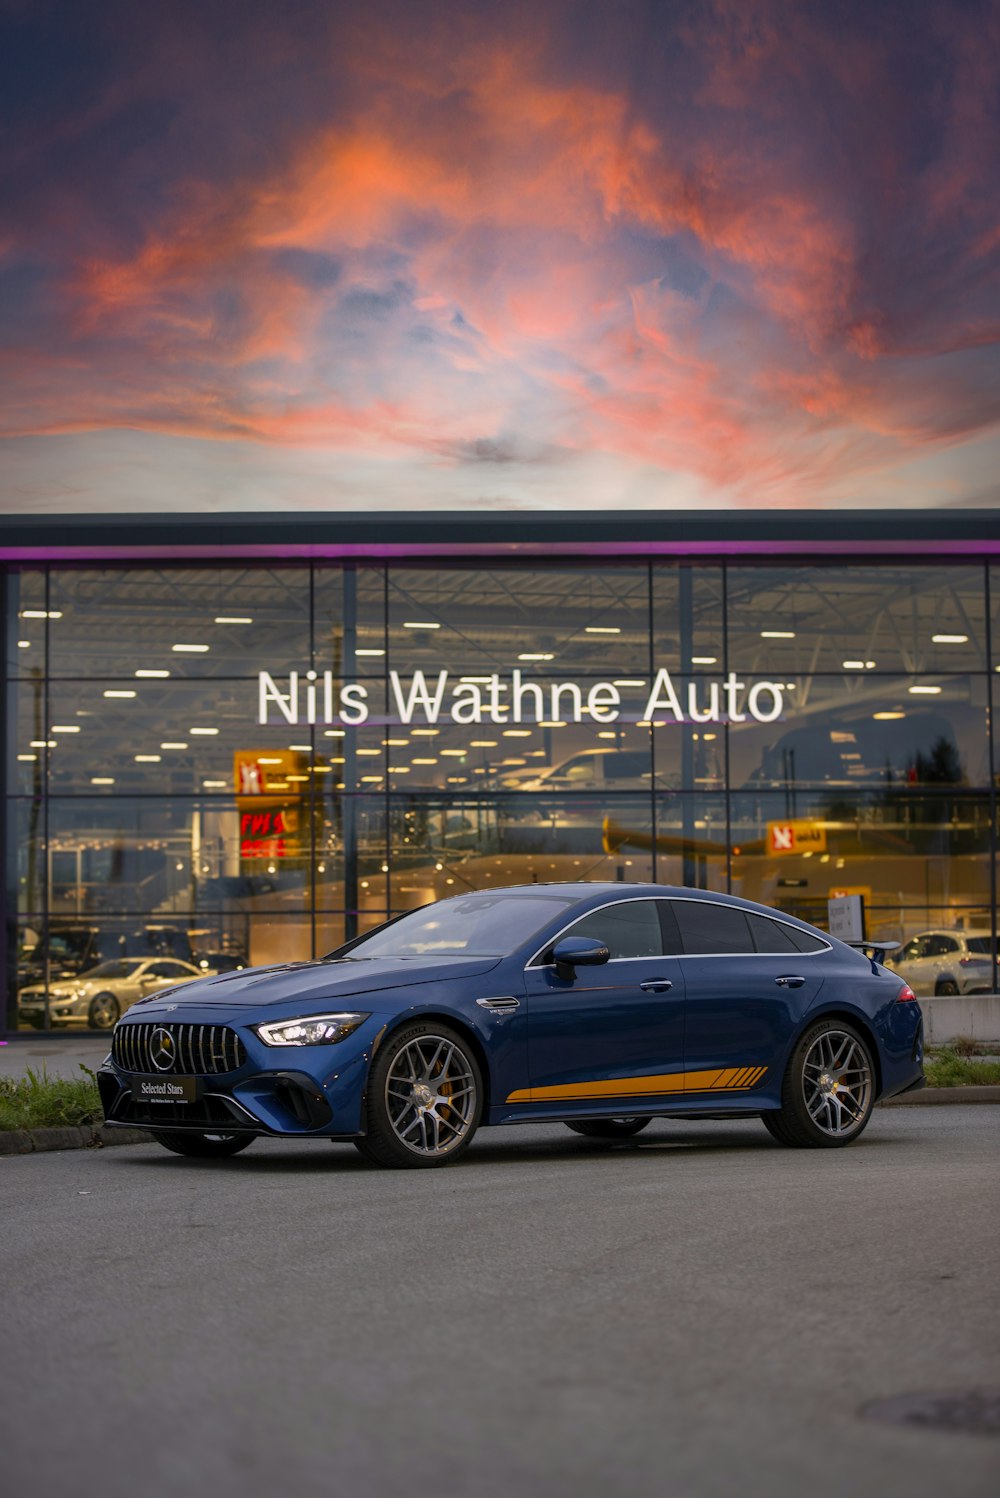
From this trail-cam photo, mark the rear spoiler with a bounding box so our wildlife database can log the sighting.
[846,940,901,964]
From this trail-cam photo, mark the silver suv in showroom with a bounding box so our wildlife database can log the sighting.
[886,930,996,996]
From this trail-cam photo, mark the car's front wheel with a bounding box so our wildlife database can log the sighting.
[88,992,120,1030]
[565,1117,652,1139]
[762,1018,875,1148]
[153,1132,256,1158]
[354,1022,483,1168]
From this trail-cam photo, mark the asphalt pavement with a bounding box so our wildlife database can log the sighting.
[2,1104,998,1498]
[0,1034,112,1078]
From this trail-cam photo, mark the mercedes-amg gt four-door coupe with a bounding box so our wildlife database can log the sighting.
[98,884,924,1168]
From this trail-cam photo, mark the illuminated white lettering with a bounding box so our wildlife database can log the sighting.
[390,670,448,724]
[748,681,784,723]
[512,670,543,724]
[687,681,721,723]
[259,671,298,726]
[723,672,747,723]
[451,683,483,724]
[551,681,582,721]
[587,682,621,722]
[643,669,684,722]
[256,667,786,731]
[485,675,506,723]
[339,683,369,725]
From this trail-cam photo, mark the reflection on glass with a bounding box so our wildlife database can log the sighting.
[341,890,577,958]
[5,559,998,1028]
[47,567,313,679]
[384,567,651,676]
[726,566,988,675]
[7,569,47,677]
[651,565,725,669]
[729,676,990,794]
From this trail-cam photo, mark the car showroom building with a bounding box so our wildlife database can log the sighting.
[3,509,999,1033]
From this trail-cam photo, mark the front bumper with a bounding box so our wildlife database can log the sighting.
[99,1010,381,1137]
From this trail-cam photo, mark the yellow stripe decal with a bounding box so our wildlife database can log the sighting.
[506,1065,768,1105]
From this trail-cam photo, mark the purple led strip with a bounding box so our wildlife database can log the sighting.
[2,539,999,561]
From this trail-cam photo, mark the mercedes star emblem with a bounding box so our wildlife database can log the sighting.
[149,1027,176,1072]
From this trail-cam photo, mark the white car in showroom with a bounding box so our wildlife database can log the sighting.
[886,930,997,996]
[19,956,205,1030]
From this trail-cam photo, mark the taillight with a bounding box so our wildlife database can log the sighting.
[895,984,918,1003]
[958,957,986,967]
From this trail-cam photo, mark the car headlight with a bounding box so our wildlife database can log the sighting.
[253,1012,370,1047]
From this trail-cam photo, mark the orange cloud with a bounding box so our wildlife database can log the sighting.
[3,8,996,513]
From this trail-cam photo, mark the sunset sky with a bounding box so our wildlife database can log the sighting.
[2,0,999,514]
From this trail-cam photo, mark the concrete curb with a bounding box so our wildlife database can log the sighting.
[0,1124,151,1155]
[880,1085,1000,1107]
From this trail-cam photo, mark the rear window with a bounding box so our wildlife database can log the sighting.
[966,937,995,955]
[779,923,828,953]
[746,913,802,953]
[671,901,755,955]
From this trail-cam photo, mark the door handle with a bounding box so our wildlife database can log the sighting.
[639,979,673,993]
[775,975,805,988]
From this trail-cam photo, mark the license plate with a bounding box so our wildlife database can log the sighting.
[131,1075,201,1104]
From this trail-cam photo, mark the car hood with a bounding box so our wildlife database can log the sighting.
[129,954,503,1013]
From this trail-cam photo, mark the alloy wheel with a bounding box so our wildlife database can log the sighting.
[384,1033,479,1158]
[802,1027,873,1137]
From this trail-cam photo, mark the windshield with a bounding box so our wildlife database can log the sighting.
[336,893,575,959]
[84,960,144,980]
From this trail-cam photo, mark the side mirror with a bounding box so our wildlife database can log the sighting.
[551,937,610,979]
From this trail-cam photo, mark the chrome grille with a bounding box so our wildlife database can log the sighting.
[113,1022,246,1075]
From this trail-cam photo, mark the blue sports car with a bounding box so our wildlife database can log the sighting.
[97,884,924,1168]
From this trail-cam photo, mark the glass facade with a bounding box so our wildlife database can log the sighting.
[4,558,998,1030]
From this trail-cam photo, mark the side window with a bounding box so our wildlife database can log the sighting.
[746,913,801,953]
[782,924,829,954]
[556,900,663,960]
[606,752,650,782]
[672,901,755,955]
[146,962,173,978]
[927,935,958,958]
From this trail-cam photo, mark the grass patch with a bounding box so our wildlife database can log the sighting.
[0,1064,103,1131]
[923,1049,1000,1087]
[947,1034,1000,1057]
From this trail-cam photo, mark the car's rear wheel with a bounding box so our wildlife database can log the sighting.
[935,978,959,996]
[762,1018,875,1148]
[88,992,120,1029]
[153,1131,256,1158]
[354,1022,483,1169]
[565,1117,652,1139]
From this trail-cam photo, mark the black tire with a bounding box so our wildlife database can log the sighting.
[935,978,959,996]
[153,1131,256,1158]
[565,1117,652,1139]
[762,1017,876,1149]
[88,992,120,1030]
[354,1021,483,1169]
